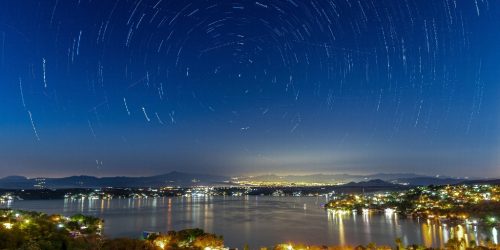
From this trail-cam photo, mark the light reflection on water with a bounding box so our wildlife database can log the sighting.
[3,197,498,248]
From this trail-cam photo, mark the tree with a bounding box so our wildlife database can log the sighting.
[102,238,156,250]
[192,234,224,249]
[395,238,404,250]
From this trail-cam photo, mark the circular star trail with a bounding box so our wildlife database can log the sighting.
[0,0,498,177]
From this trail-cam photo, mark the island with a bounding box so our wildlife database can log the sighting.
[326,184,500,226]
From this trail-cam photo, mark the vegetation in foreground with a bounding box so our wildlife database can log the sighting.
[270,238,500,250]
[1,209,499,250]
[0,209,225,250]
[0,209,103,249]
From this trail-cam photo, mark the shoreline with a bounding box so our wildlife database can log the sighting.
[1,208,499,250]
[2,198,499,248]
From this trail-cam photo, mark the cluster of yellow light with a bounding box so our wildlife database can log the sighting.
[327,184,500,221]
[1,210,104,238]
[2,222,13,229]
[155,240,166,249]
[233,180,342,187]
[273,242,372,250]
[410,185,499,215]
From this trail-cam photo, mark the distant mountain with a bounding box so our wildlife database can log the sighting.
[390,177,464,186]
[0,176,34,189]
[459,178,500,185]
[343,179,400,187]
[0,172,229,189]
[0,172,492,189]
[242,173,473,186]
[1,176,29,181]
[366,173,425,180]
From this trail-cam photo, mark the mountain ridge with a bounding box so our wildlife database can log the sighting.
[0,172,493,189]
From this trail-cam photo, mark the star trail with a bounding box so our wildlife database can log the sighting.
[0,0,498,177]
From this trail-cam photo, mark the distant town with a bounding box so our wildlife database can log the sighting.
[0,184,404,202]
[0,171,493,189]
[1,171,498,201]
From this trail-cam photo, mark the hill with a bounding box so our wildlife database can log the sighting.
[0,171,229,189]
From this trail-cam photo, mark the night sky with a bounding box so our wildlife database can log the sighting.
[0,0,498,178]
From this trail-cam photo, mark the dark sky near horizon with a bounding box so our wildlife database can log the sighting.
[0,0,498,178]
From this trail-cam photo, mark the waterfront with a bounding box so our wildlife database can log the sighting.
[2,196,498,248]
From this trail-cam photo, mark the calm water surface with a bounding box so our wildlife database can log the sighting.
[3,196,498,248]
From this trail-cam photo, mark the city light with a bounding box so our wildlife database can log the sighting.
[384,208,395,215]
[156,241,166,249]
[326,184,500,225]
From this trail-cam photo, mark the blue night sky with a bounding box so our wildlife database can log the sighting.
[0,0,498,178]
